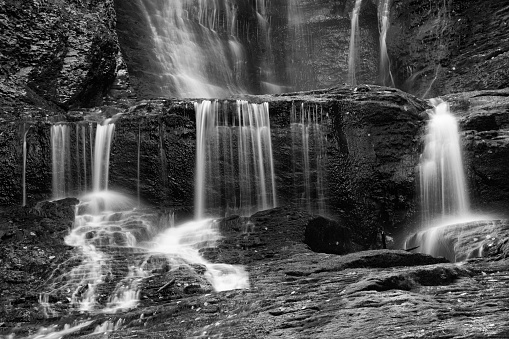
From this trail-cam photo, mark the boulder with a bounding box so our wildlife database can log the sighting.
[405,219,509,262]
[304,216,353,254]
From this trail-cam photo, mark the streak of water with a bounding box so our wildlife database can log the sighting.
[348,0,363,86]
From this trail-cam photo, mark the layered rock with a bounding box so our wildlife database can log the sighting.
[2,86,427,248]
[0,0,126,116]
[0,198,78,323]
[389,0,509,97]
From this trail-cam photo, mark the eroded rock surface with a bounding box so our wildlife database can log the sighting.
[3,206,509,339]
[0,0,123,115]
[389,0,509,98]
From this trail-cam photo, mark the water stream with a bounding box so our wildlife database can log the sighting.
[378,0,394,86]
[406,100,494,261]
[348,0,363,86]
[51,124,70,200]
[290,103,328,214]
[42,114,250,320]
[195,100,277,218]
[138,0,247,97]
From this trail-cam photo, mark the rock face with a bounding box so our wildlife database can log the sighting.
[443,89,509,216]
[0,198,78,323]
[0,0,123,114]
[1,86,428,249]
[389,0,509,98]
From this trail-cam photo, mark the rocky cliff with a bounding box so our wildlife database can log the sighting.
[389,0,509,98]
[0,0,127,117]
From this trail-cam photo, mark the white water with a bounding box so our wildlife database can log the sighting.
[138,0,246,98]
[149,218,249,292]
[348,0,363,86]
[43,116,249,317]
[22,124,29,206]
[378,0,394,86]
[291,103,328,214]
[92,119,115,192]
[405,100,495,260]
[195,100,277,219]
[419,100,469,223]
[51,124,70,199]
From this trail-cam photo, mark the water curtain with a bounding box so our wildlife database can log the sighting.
[195,100,277,219]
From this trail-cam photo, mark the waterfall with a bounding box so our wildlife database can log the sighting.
[51,124,71,199]
[22,124,29,206]
[195,100,277,219]
[348,0,363,86]
[419,100,469,223]
[137,122,141,206]
[404,100,481,261]
[255,0,282,94]
[378,0,394,86]
[138,0,247,98]
[291,103,328,214]
[43,115,248,314]
[92,119,115,192]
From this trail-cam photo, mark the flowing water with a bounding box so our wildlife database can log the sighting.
[348,0,363,86]
[51,124,71,200]
[195,100,277,219]
[42,115,249,319]
[405,100,495,261]
[419,100,469,223]
[138,0,247,98]
[378,0,394,86]
[290,103,328,215]
[21,124,29,206]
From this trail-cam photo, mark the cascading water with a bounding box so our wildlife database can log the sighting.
[348,0,363,86]
[195,100,277,219]
[92,119,115,193]
[291,103,328,215]
[419,100,469,223]
[378,0,394,86]
[51,124,71,200]
[405,100,493,261]
[255,0,282,94]
[43,116,249,317]
[138,0,247,98]
[22,124,30,206]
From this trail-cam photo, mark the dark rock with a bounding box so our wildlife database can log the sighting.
[389,0,509,98]
[0,199,78,324]
[443,89,509,216]
[343,264,471,294]
[0,0,123,113]
[304,216,353,254]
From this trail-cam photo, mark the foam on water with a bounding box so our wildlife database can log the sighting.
[148,218,250,292]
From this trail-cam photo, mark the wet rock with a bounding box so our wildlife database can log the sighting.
[0,0,122,113]
[444,89,509,216]
[406,219,509,262]
[389,0,509,98]
[0,199,78,324]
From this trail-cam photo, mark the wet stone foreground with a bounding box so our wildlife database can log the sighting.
[1,202,509,339]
